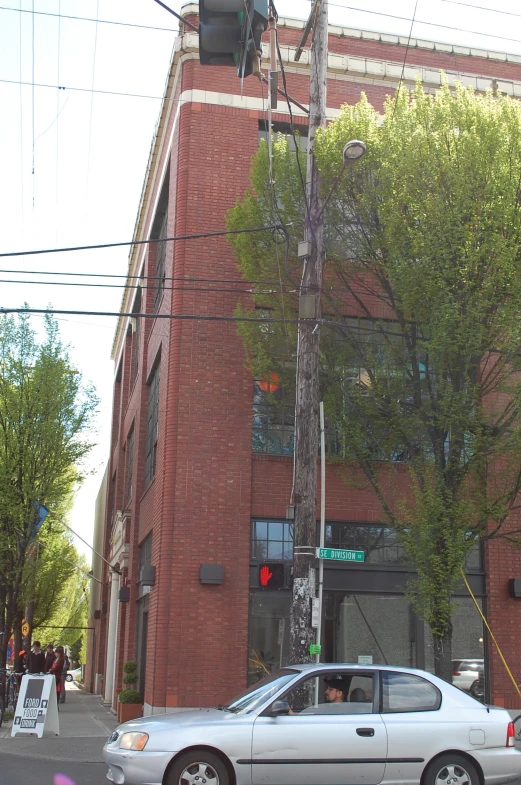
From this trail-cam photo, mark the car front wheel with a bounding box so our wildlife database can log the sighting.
[65,674,73,682]
[166,750,230,785]
[424,754,479,785]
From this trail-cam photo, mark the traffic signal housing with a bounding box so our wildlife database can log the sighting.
[199,0,269,78]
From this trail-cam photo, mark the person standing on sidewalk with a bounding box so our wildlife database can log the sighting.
[60,650,70,704]
[50,646,65,708]
[44,643,56,673]
[26,641,46,674]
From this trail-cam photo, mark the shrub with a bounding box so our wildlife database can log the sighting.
[118,689,142,705]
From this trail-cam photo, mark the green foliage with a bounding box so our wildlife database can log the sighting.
[0,311,98,666]
[122,660,138,686]
[34,550,89,648]
[229,82,521,671]
[118,689,142,704]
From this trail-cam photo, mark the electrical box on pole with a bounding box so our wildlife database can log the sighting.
[199,0,269,78]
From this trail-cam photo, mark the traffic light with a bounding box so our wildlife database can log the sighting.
[199,0,269,79]
[259,563,285,589]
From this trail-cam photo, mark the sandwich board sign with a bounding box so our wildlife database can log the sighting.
[12,674,59,737]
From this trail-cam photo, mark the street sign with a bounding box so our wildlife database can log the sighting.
[21,620,30,637]
[316,547,365,563]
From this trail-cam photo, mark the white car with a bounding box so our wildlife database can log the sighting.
[103,663,521,785]
[453,659,484,692]
[65,666,82,683]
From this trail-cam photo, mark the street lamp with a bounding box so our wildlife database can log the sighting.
[314,140,366,672]
[342,139,367,163]
[318,139,367,220]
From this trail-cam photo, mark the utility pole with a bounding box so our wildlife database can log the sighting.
[289,0,328,666]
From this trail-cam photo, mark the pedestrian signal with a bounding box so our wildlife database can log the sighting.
[259,563,285,589]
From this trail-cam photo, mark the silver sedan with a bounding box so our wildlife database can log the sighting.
[103,663,521,785]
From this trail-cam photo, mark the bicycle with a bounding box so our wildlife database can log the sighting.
[0,668,6,727]
[5,671,21,713]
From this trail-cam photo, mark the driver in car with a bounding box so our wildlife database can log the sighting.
[324,675,348,703]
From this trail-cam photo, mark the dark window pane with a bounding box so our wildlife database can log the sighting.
[268,541,284,559]
[381,672,441,713]
[145,363,160,486]
[255,521,268,539]
[269,522,284,540]
[283,542,293,560]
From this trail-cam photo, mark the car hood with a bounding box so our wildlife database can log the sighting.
[117,707,236,732]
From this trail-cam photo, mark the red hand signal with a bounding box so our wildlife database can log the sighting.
[260,565,273,586]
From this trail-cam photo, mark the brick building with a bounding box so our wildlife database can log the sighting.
[86,3,521,713]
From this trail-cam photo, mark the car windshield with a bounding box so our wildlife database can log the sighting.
[223,670,298,714]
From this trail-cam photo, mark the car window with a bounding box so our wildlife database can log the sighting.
[226,670,297,713]
[459,662,481,672]
[282,672,375,715]
[381,671,441,713]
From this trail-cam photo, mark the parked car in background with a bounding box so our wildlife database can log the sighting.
[65,666,82,683]
[452,659,484,692]
[103,663,520,785]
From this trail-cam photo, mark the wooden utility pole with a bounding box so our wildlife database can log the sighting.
[289,0,328,665]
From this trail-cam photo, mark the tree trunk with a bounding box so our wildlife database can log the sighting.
[13,609,23,672]
[432,624,453,683]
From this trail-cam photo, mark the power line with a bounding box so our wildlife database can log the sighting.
[0,307,302,324]
[304,0,521,48]
[391,0,418,124]
[439,0,521,20]
[0,223,294,258]
[0,5,178,32]
[0,77,176,102]
[0,277,283,294]
[0,268,298,286]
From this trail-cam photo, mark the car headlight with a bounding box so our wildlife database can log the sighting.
[118,732,149,751]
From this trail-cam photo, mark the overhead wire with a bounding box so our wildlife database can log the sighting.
[85,0,100,222]
[0,223,296,258]
[55,0,61,243]
[390,0,419,124]
[303,0,521,48]
[18,0,24,233]
[0,5,178,32]
[439,0,521,19]
[31,0,34,209]
[0,76,179,102]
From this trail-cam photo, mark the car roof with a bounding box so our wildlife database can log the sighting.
[290,663,439,677]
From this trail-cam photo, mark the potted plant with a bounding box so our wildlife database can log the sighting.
[117,661,142,723]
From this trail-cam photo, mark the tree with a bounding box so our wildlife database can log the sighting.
[0,311,98,667]
[35,550,90,652]
[228,82,521,681]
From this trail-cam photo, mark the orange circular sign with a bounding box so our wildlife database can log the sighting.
[259,372,280,393]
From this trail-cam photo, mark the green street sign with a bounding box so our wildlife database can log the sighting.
[309,643,321,655]
[316,547,365,563]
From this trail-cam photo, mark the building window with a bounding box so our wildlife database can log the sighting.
[130,288,142,387]
[252,520,293,561]
[258,121,308,152]
[126,426,134,503]
[252,379,295,456]
[150,168,169,314]
[153,212,168,313]
[144,363,160,486]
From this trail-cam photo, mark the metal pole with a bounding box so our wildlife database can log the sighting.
[314,401,326,705]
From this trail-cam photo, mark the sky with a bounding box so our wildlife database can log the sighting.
[0,0,520,561]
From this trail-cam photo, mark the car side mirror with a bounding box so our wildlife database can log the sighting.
[270,700,290,716]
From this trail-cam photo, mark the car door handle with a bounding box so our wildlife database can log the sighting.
[356,728,375,737]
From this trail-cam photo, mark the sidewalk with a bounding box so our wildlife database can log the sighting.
[0,683,118,762]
